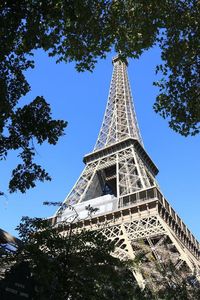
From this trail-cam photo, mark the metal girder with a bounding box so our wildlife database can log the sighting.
[61,144,156,207]
[77,212,200,287]
[94,57,143,150]
[55,55,200,289]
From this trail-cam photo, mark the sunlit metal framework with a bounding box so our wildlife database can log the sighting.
[55,56,200,288]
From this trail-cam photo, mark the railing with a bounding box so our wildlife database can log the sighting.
[118,187,199,250]
[118,187,158,207]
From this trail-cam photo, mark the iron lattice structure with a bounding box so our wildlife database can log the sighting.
[54,55,200,288]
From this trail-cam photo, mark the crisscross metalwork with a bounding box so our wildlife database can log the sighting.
[55,56,200,288]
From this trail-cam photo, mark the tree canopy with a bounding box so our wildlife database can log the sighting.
[0,0,199,193]
[0,217,147,300]
[0,216,199,299]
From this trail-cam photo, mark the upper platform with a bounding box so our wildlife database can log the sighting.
[84,137,159,177]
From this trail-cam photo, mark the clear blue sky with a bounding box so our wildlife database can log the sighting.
[0,47,199,241]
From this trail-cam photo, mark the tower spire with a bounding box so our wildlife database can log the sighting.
[54,56,200,288]
[95,55,143,150]
[58,56,158,208]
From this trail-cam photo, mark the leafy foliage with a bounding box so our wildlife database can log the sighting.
[153,1,200,136]
[0,217,146,300]
[155,262,200,300]
[0,1,199,193]
[0,215,200,299]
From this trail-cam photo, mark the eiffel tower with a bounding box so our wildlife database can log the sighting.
[53,55,200,288]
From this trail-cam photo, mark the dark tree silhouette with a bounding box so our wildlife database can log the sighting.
[1,1,199,193]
